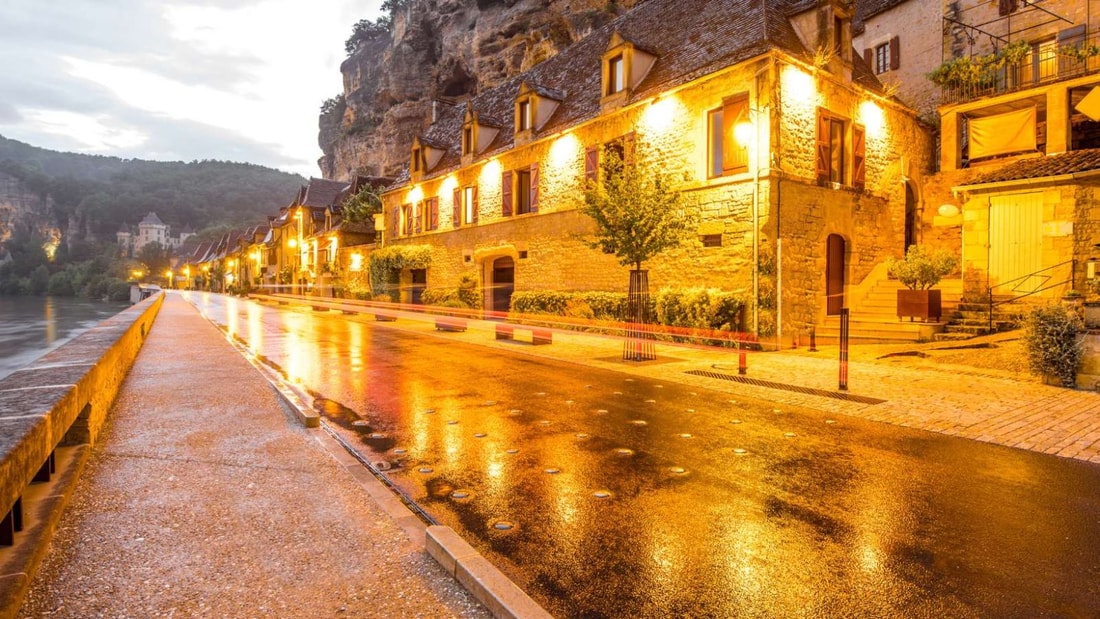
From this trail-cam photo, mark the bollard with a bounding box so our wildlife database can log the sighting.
[738,339,747,375]
[838,308,849,391]
[809,325,817,352]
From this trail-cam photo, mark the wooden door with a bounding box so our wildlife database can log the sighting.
[989,193,1042,293]
[492,257,515,313]
[826,234,846,316]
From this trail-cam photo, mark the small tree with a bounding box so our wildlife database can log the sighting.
[581,146,693,359]
[887,245,958,290]
[342,184,383,224]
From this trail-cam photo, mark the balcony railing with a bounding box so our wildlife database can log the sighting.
[940,34,1100,105]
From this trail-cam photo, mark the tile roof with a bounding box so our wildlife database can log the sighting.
[300,178,350,208]
[140,212,165,226]
[853,0,911,33]
[964,149,1100,186]
[401,0,813,187]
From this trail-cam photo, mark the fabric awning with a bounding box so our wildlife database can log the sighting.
[969,107,1036,160]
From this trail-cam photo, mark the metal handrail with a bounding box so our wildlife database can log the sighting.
[987,259,1076,330]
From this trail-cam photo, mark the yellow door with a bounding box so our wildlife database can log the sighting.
[988,192,1043,293]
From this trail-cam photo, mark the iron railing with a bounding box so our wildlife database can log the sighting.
[941,34,1100,105]
[987,259,1076,331]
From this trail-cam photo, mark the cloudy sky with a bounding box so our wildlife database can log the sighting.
[0,1,378,178]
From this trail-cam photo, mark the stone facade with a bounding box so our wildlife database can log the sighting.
[852,0,942,118]
[383,44,932,344]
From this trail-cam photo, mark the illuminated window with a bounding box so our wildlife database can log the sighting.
[464,186,477,224]
[608,55,624,94]
[816,108,866,189]
[707,94,749,178]
[401,203,413,236]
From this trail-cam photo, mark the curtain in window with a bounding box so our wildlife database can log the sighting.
[969,107,1036,160]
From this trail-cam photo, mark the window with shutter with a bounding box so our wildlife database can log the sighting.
[472,186,479,223]
[719,94,748,174]
[515,169,530,214]
[889,35,900,71]
[815,111,831,186]
[502,171,513,216]
[852,124,866,191]
[453,188,461,228]
[392,206,400,237]
[413,203,421,234]
[585,146,599,185]
[529,162,539,213]
[429,197,439,231]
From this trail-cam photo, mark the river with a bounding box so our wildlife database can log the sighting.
[0,296,128,381]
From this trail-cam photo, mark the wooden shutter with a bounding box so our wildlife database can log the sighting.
[452,188,461,228]
[998,0,1017,16]
[429,197,438,231]
[501,170,513,216]
[815,109,831,186]
[471,185,479,223]
[529,162,539,213]
[413,203,421,234]
[889,36,900,71]
[623,132,636,166]
[392,206,400,236]
[852,123,866,191]
[721,94,748,173]
[863,48,872,69]
[585,145,599,184]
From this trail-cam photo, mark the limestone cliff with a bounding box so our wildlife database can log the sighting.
[0,172,58,249]
[319,0,637,181]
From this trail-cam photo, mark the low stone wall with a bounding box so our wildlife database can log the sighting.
[1077,332,1100,390]
[0,292,164,543]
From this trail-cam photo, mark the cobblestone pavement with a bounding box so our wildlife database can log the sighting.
[18,294,488,619]
[323,303,1100,464]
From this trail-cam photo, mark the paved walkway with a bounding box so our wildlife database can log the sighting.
[270,295,1100,464]
[17,295,488,618]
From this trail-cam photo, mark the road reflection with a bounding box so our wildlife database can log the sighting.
[182,293,1100,619]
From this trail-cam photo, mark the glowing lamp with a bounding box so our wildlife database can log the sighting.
[937,203,960,217]
[734,121,754,147]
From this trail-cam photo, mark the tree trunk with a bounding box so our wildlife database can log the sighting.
[624,269,656,361]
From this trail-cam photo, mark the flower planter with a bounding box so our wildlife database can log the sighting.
[1084,302,1100,329]
[897,289,942,322]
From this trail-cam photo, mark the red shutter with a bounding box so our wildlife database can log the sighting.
[471,185,479,223]
[429,197,438,231]
[889,36,900,71]
[392,206,400,237]
[413,203,421,234]
[452,188,461,228]
[815,110,830,186]
[863,48,872,69]
[623,132,636,166]
[585,145,599,185]
[529,162,539,213]
[852,123,866,191]
[501,170,513,217]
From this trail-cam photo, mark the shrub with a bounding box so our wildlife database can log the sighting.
[106,279,132,303]
[419,287,457,307]
[48,272,75,296]
[888,245,958,290]
[456,274,481,309]
[1025,304,1085,387]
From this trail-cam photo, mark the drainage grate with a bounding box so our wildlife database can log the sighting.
[685,370,886,405]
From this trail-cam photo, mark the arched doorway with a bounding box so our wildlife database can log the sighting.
[904,183,918,253]
[826,234,846,316]
[491,256,515,313]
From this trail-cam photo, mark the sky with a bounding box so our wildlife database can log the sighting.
[0,1,378,178]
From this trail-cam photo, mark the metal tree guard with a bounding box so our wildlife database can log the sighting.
[624,269,656,361]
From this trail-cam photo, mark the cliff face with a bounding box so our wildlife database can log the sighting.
[0,172,58,248]
[319,0,637,181]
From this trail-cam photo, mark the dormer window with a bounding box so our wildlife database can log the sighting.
[461,108,500,159]
[514,82,563,140]
[600,33,656,112]
[608,55,625,95]
[411,147,422,173]
[410,136,446,178]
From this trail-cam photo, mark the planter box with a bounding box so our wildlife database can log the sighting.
[897,289,942,322]
[1084,302,1100,329]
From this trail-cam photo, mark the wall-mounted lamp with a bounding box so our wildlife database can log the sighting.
[937,203,960,217]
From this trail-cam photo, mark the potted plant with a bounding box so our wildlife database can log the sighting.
[887,245,958,322]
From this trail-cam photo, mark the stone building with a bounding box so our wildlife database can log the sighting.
[378,0,933,345]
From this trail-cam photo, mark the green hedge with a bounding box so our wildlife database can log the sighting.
[510,288,745,333]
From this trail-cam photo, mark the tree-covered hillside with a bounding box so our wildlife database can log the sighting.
[0,134,306,237]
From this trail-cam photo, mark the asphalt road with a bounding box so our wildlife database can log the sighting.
[185,292,1100,619]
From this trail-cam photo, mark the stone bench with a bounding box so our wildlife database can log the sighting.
[495,323,552,345]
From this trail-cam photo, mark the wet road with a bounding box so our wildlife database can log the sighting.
[184,292,1100,618]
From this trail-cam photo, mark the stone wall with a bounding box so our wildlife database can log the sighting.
[853,0,943,118]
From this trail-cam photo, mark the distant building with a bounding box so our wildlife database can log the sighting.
[116,212,196,257]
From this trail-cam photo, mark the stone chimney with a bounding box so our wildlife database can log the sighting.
[817,0,854,81]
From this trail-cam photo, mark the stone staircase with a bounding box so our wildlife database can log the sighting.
[810,272,964,345]
[936,298,1029,341]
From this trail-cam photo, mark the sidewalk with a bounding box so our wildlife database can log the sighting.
[17,295,488,618]
[278,297,1100,464]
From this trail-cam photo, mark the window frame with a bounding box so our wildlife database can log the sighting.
[874,41,890,74]
[608,54,625,95]
[707,93,750,178]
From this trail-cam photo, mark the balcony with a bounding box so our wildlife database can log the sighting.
[939,34,1100,106]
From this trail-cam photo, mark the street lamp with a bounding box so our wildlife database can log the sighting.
[165,270,173,289]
